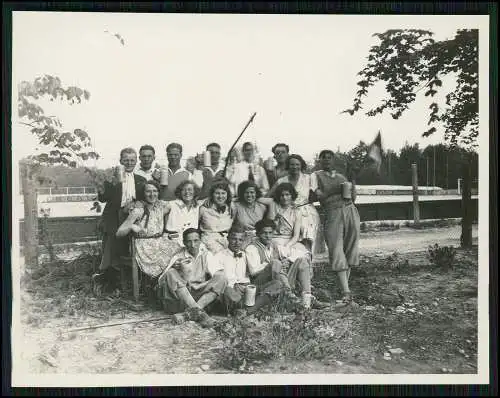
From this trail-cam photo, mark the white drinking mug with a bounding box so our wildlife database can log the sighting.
[244,284,257,307]
[203,151,211,167]
[116,165,125,183]
[265,156,275,170]
[160,166,169,185]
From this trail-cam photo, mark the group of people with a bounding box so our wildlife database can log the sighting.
[92,141,360,328]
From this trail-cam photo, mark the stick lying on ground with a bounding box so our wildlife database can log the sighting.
[64,316,172,333]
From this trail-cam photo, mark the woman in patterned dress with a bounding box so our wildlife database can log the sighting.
[116,181,180,295]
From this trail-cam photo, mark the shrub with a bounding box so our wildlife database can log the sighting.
[427,244,456,268]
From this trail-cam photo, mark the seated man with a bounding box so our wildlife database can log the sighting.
[215,227,283,316]
[245,219,303,309]
[156,228,227,328]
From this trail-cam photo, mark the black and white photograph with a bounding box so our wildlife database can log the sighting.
[9,10,490,387]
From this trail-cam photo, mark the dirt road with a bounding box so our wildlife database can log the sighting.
[359,225,478,255]
[312,224,478,262]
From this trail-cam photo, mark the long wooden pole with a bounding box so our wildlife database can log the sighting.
[412,163,420,225]
[222,112,257,177]
[64,316,173,333]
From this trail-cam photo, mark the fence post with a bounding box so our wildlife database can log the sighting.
[21,161,39,267]
[412,163,420,225]
[460,157,473,247]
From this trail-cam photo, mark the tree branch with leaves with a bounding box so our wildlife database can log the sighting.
[342,29,478,147]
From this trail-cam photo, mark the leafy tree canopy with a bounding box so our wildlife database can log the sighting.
[343,29,478,148]
[18,74,99,168]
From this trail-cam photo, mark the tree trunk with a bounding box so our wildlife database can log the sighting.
[460,156,473,247]
[21,161,39,267]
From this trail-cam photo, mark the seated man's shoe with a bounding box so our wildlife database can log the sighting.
[173,311,190,325]
[188,307,216,328]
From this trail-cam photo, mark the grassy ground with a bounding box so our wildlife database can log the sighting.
[18,239,478,375]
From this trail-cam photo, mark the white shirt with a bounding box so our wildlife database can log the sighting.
[120,172,136,207]
[204,163,224,177]
[227,161,269,196]
[165,199,201,236]
[191,169,204,188]
[213,248,250,288]
[245,243,273,276]
[135,167,155,181]
[159,244,222,286]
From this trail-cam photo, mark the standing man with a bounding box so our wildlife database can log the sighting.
[135,144,161,182]
[200,142,225,199]
[92,147,147,295]
[160,143,193,201]
[265,143,290,187]
[227,142,269,197]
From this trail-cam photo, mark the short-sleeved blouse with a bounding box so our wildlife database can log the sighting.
[199,202,235,233]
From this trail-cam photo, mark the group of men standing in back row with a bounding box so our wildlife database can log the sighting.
[93,140,360,328]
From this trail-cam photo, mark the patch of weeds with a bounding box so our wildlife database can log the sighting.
[360,222,367,232]
[214,295,355,372]
[383,251,410,273]
[428,244,456,269]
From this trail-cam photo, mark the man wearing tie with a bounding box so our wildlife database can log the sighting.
[93,147,147,294]
[215,227,282,316]
[227,142,269,197]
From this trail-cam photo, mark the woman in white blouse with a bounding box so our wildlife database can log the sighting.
[267,154,325,256]
[163,180,203,247]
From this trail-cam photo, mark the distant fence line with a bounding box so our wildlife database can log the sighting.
[20,186,477,203]
[20,198,478,246]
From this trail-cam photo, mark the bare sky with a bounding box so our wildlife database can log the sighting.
[12,12,487,168]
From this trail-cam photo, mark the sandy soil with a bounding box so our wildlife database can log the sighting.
[16,225,479,375]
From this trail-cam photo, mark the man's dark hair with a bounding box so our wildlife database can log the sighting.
[206,143,221,150]
[319,149,335,159]
[166,143,183,153]
[183,228,201,243]
[271,143,289,154]
[228,226,246,236]
[242,142,253,150]
[139,145,155,155]
[255,219,276,234]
